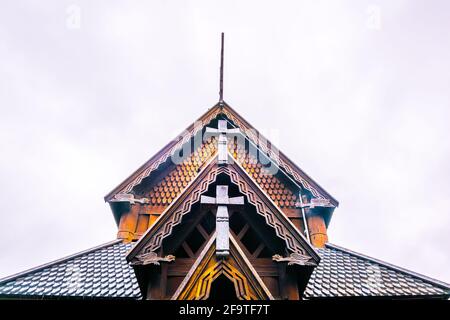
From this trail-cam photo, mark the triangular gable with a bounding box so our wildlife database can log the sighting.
[171,232,274,300]
[126,153,320,265]
[105,102,338,208]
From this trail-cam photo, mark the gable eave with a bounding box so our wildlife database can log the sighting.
[104,102,223,202]
[221,102,339,207]
[105,101,338,209]
[126,152,320,265]
[126,154,220,261]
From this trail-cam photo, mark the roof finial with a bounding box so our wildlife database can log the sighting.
[219,32,224,105]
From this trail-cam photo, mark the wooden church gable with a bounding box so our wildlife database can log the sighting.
[127,154,320,266]
[105,103,338,208]
[107,103,337,243]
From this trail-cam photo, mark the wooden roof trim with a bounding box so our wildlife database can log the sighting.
[104,104,222,202]
[220,103,338,206]
[105,102,338,207]
[171,232,274,300]
[171,233,217,300]
[126,155,220,260]
[229,233,274,299]
[127,153,320,264]
[229,152,319,262]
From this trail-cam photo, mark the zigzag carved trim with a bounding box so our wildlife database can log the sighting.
[221,108,326,199]
[173,234,272,300]
[194,260,257,300]
[142,166,227,253]
[226,165,306,255]
[117,110,222,195]
[139,164,311,257]
[112,105,330,202]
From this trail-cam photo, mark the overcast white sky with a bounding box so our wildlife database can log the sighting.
[0,1,449,284]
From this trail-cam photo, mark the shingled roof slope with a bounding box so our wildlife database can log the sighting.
[1,241,448,299]
[0,240,141,299]
[304,243,450,299]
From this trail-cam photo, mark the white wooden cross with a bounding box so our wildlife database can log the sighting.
[201,185,244,257]
[205,120,240,165]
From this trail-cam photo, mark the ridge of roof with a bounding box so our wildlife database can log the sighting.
[0,239,123,285]
[104,104,221,202]
[325,243,450,291]
[220,103,339,206]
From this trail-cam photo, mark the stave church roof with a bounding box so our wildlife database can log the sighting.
[1,240,448,299]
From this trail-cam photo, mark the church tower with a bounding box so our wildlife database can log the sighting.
[1,34,448,301]
[104,34,338,300]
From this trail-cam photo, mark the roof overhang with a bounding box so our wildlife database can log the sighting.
[126,153,320,265]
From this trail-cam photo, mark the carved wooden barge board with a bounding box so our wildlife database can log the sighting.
[105,107,222,201]
[105,102,338,208]
[127,154,320,265]
[227,153,318,260]
[220,107,328,200]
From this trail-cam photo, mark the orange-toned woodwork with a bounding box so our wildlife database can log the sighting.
[178,256,257,300]
[281,207,305,234]
[117,205,168,241]
[117,203,141,242]
[229,140,299,209]
[306,214,328,248]
[135,136,300,215]
[144,205,165,229]
[144,137,218,207]
[172,235,273,300]
[149,212,162,227]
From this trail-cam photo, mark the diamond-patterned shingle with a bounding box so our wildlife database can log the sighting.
[0,240,141,299]
[304,243,449,299]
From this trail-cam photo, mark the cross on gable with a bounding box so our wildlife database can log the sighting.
[201,185,244,257]
[205,120,240,165]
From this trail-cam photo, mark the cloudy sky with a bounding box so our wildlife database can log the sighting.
[0,1,449,284]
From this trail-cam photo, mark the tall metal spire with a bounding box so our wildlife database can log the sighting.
[219,32,224,103]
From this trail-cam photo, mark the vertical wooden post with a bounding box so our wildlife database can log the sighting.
[146,270,162,300]
[117,203,140,242]
[301,195,328,248]
[306,213,328,248]
[278,264,300,300]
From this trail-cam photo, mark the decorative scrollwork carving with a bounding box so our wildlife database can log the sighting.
[111,193,150,204]
[272,253,315,266]
[131,252,175,266]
